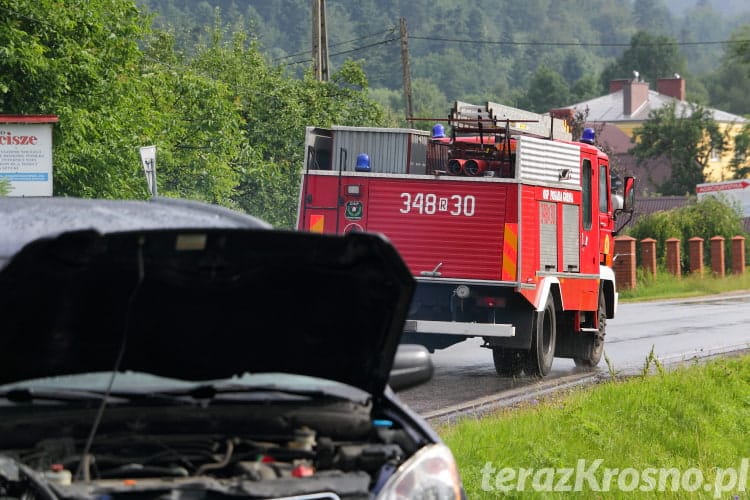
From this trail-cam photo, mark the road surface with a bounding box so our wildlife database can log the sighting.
[397,293,750,419]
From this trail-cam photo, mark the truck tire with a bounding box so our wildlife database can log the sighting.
[573,291,606,367]
[492,348,524,377]
[523,295,556,377]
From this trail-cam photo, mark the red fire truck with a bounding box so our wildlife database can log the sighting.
[297,102,635,377]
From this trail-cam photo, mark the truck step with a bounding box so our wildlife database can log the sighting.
[403,320,515,338]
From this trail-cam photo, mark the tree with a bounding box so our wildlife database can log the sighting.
[137,0,742,110]
[186,25,386,227]
[705,25,750,116]
[570,74,602,103]
[730,123,750,180]
[368,87,405,124]
[410,78,449,125]
[600,31,686,90]
[731,25,750,71]
[136,32,246,203]
[0,0,152,198]
[677,0,726,76]
[518,64,570,113]
[0,0,147,113]
[630,102,727,195]
[0,1,387,220]
[47,24,247,202]
[631,0,673,36]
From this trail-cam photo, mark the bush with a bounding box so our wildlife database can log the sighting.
[625,196,747,271]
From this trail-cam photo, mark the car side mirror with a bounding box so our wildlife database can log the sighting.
[389,344,434,391]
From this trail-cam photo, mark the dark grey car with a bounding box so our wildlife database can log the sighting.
[0,197,462,500]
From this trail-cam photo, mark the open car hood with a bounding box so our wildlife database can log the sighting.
[0,228,415,396]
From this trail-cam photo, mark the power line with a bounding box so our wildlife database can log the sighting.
[330,37,398,57]
[272,26,396,62]
[280,37,398,67]
[410,35,750,47]
[277,33,748,68]
[330,26,397,48]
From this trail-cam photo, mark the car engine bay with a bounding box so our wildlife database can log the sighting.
[0,401,423,500]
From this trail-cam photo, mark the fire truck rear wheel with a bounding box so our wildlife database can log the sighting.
[574,292,606,367]
[492,348,524,377]
[523,295,556,377]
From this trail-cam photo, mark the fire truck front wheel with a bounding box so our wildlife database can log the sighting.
[523,295,557,377]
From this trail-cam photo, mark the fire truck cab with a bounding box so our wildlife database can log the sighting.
[297,102,635,377]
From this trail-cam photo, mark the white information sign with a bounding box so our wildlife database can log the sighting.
[139,145,157,196]
[0,123,54,196]
[696,179,750,216]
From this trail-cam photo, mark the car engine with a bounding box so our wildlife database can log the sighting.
[0,401,421,500]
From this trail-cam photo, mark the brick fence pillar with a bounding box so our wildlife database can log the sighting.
[710,236,725,277]
[665,237,681,278]
[640,237,657,277]
[688,237,704,276]
[731,236,745,275]
[614,236,636,290]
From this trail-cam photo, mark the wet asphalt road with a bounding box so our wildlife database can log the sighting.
[397,293,750,417]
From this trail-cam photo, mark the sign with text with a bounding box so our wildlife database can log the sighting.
[0,122,55,196]
[696,179,750,216]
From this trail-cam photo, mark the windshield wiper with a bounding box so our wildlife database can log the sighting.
[155,383,360,403]
[0,388,199,406]
[0,384,364,406]
[0,388,130,404]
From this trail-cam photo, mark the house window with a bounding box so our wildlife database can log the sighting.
[710,148,721,162]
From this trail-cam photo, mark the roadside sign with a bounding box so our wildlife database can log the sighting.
[696,180,750,216]
[0,118,57,197]
[139,145,157,196]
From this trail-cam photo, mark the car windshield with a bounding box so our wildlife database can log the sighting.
[0,372,370,404]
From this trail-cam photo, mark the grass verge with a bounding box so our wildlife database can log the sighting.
[439,355,750,498]
[618,268,750,302]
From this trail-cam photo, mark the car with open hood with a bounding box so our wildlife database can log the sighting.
[0,197,463,500]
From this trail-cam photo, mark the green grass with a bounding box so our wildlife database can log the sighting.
[619,267,750,302]
[439,355,750,498]
[435,270,750,497]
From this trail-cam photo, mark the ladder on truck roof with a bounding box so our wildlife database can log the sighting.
[450,101,572,141]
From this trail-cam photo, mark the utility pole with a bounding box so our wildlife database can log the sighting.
[312,0,329,81]
[399,18,413,120]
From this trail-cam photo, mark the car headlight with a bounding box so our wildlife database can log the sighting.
[376,443,462,499]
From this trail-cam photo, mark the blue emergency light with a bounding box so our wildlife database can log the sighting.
[355,153,371,172]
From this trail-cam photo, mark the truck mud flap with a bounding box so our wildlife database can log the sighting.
[403,320,515,337]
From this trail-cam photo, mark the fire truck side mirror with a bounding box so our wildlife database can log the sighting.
[622,176,636,213]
